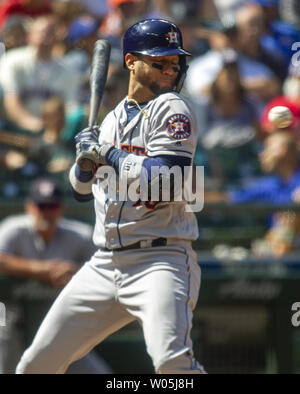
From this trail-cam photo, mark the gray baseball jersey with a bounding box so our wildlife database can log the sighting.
[0,214,96,262]
[16,91,206,374]
[93,92,199,248]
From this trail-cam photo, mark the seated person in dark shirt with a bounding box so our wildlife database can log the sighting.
[194,59,261,188]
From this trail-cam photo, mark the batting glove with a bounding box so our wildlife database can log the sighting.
[74,125,100,145]
[76,140,115,166]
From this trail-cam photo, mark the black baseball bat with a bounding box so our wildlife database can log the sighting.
[76,39,111,171]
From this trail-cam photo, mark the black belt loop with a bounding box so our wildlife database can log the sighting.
[102,237,167,252]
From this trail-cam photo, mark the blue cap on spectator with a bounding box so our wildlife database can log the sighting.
[251,0,279,7]
[67,16,99,44]
[28,178,63,205]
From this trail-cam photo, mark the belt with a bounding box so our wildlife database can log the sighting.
[102,237,168,252]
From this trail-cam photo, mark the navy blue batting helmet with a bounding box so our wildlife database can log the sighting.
[123,19,191,92]
[123,19,191,59]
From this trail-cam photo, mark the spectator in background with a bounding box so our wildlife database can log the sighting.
[62,14,100,103]
[0,16,28,50]
[50,0,84,58]
[252,0,300,68]
[65,15,100,69]
[204,129,300,257]
[51,0,83,24]
[0,135,30,193]
[229,131,300,204]
[235,2,289,81]
[252,209,300,257]
[194,57,261,189]
[0,125,34,198]
[185,11,281,114]
[28,97,74,181]
[0,96,77,197]
[0,178,112,374]
[0,0,51,28]
[205,131,300,204]
[100,0,145,62]
[192,15,238,54]
[0,15,81,134]
[201,96,300,259]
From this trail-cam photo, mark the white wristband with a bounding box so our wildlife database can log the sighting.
[119,154,146,184]
[69,164,96,195]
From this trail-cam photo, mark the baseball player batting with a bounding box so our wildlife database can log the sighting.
[16,19,206,374]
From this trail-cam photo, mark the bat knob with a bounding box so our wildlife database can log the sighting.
[77,158,95,171]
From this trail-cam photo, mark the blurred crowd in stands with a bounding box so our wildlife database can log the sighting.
[0,0,300,258]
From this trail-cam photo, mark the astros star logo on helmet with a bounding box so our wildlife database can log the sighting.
[166,29,179,45]
[166,114,191,139]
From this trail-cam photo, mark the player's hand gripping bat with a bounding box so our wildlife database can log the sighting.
[76,39,111,171]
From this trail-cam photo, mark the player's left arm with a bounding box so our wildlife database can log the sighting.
[146,96,197,160]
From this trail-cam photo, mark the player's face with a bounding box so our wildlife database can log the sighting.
[134,54,180,95]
